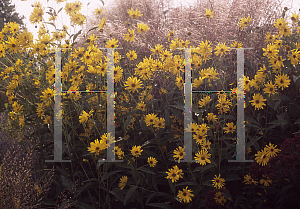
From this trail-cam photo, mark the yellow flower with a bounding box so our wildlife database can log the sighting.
[212,174,225,189]
[177,186,194,203]
[119,176,128,190]
[35,185,41,195]
[264,143,280,157]
[238,15,252,29]
[263,81,277,96]
[131,145,143,157]
[288,49,300,65]
[165,165,183,183]
[243,174,258,185]
[262,43,279,58]
[250,93,266,110]
[94,7,103,16]
[153,117,165,129]
[194,149,211,165]
[223,122,236,134]
[274,18,288,29]
[214,42,229,57]
[214,191,227,205]
[259,174,272,186]
[29,7,44,24]
[5,37,19,53]
[43,115,52,124]
[201,140,211,150]
[255,149,270,166]
[206,113,217,123]
[124,76,143,93]
[151,44,164,55]
[79,109,94,124]
[198,95,212,107]
[105,38,119,48]
[166,30,174,41]
[137,23,149,34]
[123,29,135,42]
[87,138,106,155]
[291,13,299,23]
[275,74,290,90]
[231,41,243,48]
[173,146,185,163]
[204,8,215,18]
[126,50,137,60]
[279,25,292,37]
[127,8,143,19]
[147,157,158,167]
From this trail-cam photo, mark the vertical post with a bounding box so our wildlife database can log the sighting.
[228,48,253,163]
[183,48,193,162]
[46,47,70,162]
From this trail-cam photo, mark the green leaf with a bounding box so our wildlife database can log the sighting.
[109,188,124,203]
[100,170,122,182]
[87,26,99,34]
[193,163,215,173]
[267,119,288,129]
[124,185,138,205]
[168,179,175,194]
[61,175,74,192]
[169,106,184,122]
[165,109,171,128]
[73,29,82,42]
[57,7,63,15]
[175,181,197,187]
[146,203,171,209]
[138,167,156,175]
[5,103,8,109]
[125,115,131,130]
[44,22,56,28]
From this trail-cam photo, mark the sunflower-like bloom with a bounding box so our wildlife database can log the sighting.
[94,7,103,16]
[5,37,19,53]
[123,29,135,42]
[255,149,270,166]
[105,38,119,48]
[223,122,236,134]
[177,186,194,203]
[87,138,106,155]
[275,74,290,90]
[127,8,143,19]
[250,93,266,110]
[137,23,149,34]
[147,157,158,167]
[29,7,44,24]
[119,176,128,190]
[124,76,143,93]
[165,165,183,183]
[214,42,229,57]
[264,143,280,157]
[79,109,94,124]
[263,81,277,96]
[243,174,258,185]
[173,146,185,163]
[126,50,137,60]
[131,145,143,157]
[194,149,211,165]
[204,8,214,18]
[238,15,252,30]
[212,174,225,189]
